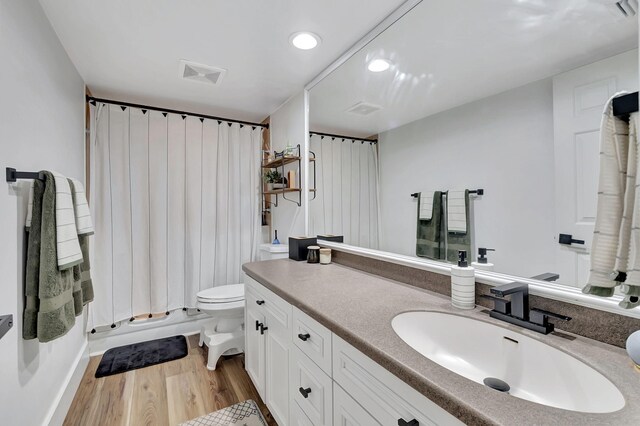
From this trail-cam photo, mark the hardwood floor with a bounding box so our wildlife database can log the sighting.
[64,335,277,426]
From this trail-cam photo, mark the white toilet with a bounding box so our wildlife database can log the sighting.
[196,284,245,370]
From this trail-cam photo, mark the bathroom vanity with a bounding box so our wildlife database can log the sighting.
[243,258,640,426]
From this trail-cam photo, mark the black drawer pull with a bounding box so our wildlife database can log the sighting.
[256,300,265,305]
[298,333,311,341]
[299,387,312,398]
[398,420,418,426]
[260,324,268,335]
[255,320,262,331]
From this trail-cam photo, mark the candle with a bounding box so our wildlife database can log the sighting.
[320,248,331,264]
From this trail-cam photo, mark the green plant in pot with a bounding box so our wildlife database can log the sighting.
[264,170,286,191]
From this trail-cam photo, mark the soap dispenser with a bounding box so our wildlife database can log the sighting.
[450,250,475,310]
[472,248,495,271]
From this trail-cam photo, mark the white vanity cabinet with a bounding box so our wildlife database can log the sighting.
[245,277,463,426]
[245,277,292,426]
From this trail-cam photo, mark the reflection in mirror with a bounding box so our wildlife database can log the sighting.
[308,1,638,294]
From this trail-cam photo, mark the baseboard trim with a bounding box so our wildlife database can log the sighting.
[45,339,90,426]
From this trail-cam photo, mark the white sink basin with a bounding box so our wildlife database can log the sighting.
[391,311,625,413]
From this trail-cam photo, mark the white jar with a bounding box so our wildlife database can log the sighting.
[320,248,332,264]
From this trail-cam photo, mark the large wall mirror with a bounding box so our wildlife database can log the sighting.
[307,1,638,298]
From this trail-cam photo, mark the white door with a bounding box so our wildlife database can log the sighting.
[553,49,638,288]
[265,321,290,426]
[245,296,266,399]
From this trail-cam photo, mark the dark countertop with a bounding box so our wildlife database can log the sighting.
[243,259,640,425]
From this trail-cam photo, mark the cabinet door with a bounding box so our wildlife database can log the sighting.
[265,321,290,426]
[333,383,380,426]
[245,297,266,400]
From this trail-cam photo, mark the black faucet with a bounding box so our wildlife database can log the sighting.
[490,282,529,321]
[483,282,571,334]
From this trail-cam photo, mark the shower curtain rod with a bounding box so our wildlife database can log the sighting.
[86,95,269,129]
[310,131,377,144]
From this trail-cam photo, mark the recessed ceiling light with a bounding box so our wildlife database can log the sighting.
[290,32,321,50]
[367,58,392,73]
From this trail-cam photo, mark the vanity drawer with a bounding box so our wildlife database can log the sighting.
[332,335,463,426]
[290,400,315,426]
[245,276,292,330]
[292,307,332,374]
[334,382,381,426]
[290,346,333,426]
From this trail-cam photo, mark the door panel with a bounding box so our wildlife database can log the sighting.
[552,50,638,287]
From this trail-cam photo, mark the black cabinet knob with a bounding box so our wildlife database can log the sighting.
[255,320,262,331]
[398,419,419,426]
[298,333,311,341]
[299,387,312,398]
[260,324,268,335]
[256,300,265,305]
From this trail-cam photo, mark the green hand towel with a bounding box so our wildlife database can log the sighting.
[79,235,94,305]
[416,191,444,260]
[446,190,471,263]
[24,171,77,342]
[23,179,44,340]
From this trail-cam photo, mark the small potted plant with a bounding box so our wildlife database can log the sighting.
[264,170,286,191]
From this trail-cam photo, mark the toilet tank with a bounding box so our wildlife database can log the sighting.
[259,243,289,261]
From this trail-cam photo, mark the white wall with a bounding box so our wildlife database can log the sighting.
[0,1,87,424]
[269,92,307,241]
[379,79,557,278]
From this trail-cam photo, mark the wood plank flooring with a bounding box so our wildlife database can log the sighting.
[64,335,277,426]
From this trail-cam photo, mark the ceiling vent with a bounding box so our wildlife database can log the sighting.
[616,0,638,17]
[178,60,226,85]
[346,101,383,116]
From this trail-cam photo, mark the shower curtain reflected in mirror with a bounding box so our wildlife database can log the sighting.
[309,134,380,248]
[88,103,262,329]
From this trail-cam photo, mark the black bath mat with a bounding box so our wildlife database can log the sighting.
[95,335,188,378]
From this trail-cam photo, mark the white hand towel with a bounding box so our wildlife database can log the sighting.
[447,190,468,234]
[584,92,631,296]
[621,112,640,309]
[51,171,83,270]
[68,177,94,236]
[25,181,35,230]
[419,191,435,220]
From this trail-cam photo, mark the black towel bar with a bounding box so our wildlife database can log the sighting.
[6,168,44,183]
[411,189,484,198]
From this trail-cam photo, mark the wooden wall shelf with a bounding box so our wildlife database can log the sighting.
[262,144,317,207]
[263,156,315,169]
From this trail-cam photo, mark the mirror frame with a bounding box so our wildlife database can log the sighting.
[302,0,640,318]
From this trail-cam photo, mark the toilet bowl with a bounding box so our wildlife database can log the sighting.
[196,284,245,370]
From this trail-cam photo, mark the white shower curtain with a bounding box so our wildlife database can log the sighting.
[309,135,380,248]
[88,103,262,328]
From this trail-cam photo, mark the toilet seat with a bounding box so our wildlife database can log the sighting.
[196,300,244,311]
[197,284,244,303]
